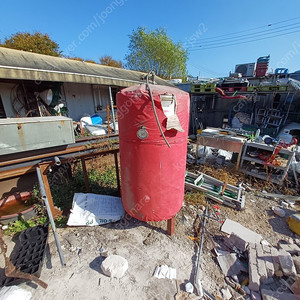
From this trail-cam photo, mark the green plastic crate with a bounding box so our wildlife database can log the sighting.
[277,86,287,91]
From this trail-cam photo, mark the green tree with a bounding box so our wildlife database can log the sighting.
[125,27,188,79]
[100,55,123,68]
[1,32,61,56]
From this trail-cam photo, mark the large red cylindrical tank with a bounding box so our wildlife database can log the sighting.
[117,84,190,222]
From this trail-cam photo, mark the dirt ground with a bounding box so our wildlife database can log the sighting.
[0,180,299,300]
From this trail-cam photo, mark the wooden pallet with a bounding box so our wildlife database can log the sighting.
[185,171,245,210]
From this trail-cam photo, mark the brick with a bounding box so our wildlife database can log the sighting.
[257,256,268,281]
[261,289,298,300]
[263,248,275,277]
[270,247,280,272]
[279,243,300,255]
[249,243,258,264]
[256,243,265,257]
[256,244,268,281]
[251,290,262,300]
[249,262,260,291]
[278,250,297,276]
[262,244,272,254]
[248,243,260,291]
[293,256,300,274]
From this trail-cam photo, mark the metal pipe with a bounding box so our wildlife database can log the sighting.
[194,206,208,297]
[36,167,66,267]
[0,135,119,168]
[0,147,119,178]
[109,86,117,132]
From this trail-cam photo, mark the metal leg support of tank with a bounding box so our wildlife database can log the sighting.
[167,217,175,236]
[114,152,121,195]
[81,158,90,193]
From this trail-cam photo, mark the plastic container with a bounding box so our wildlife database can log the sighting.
[91,114,102,125]
[278,130,293,144]
[0,224,49,287]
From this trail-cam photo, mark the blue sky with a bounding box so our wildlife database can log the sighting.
[1,0,300,78]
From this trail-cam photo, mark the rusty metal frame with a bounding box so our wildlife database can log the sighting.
[0,136,119,168]
[37,148,120,215]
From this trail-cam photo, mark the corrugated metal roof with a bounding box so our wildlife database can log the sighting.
[0,47,172,87]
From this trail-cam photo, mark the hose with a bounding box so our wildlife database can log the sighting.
[145,71,171,148]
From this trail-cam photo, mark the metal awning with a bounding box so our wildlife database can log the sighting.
[0,47,172,87]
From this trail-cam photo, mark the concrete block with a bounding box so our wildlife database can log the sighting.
[224,233,247,251]
[220,287,232,300]
[101,255,128,278]
[279,243,300,255]
[261,289,298,300]
[278,250,297,276]
[221,219,262,244]
[217,253,247,276]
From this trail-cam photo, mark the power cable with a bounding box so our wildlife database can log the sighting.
[191,16,300,42]
[189,29,300,51]
[191,21,300,46]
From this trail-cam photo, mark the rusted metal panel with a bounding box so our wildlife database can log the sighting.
[0,116,75,155]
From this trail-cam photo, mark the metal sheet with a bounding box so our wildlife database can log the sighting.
[0,47,172,87]
[0,116,75,155]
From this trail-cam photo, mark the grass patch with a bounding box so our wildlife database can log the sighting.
[184,191,206,206]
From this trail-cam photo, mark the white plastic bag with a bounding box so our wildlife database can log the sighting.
[0,286,32,300]
[67,193,125,226]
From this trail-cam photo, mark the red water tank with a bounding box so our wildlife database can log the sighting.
[117,84,190,222]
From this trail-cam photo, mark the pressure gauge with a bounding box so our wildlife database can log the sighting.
[137,127,148,140]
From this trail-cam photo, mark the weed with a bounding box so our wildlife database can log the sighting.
[100,167,117,188]
[184,191,206,206]
[4,215,48,236]
[55,215,68,228]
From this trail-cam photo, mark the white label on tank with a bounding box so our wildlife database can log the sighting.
[160,94,184,132]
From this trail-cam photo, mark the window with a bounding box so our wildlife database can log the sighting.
[92,86,103,111]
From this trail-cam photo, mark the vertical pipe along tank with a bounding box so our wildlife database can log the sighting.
[117,83,190,221]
